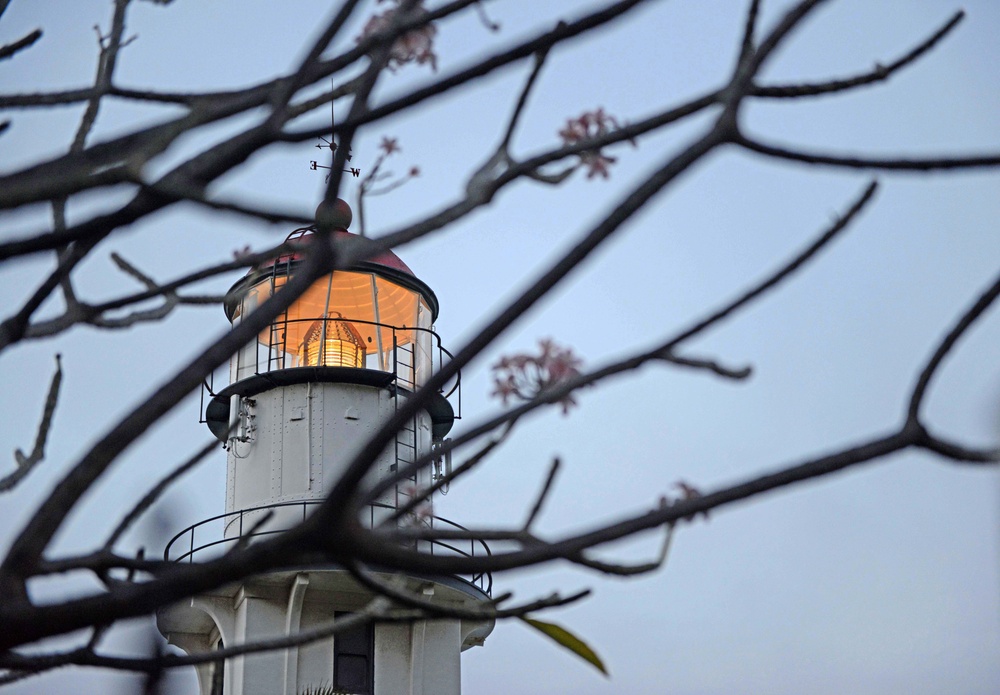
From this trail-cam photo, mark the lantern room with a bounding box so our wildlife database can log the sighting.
[203,199,457,443]
[227,234,437,386]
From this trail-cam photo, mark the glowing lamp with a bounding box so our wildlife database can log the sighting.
[298,314,366,368]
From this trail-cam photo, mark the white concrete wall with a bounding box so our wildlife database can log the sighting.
[228,590,286,695]
[224,382,431,537]
[158,574,480,695]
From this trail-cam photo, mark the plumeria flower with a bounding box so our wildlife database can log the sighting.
[580,152,617,179]
[380,136,401,155]
[357,0,438,72]
[557,107,632,180]
[490,338,583,415]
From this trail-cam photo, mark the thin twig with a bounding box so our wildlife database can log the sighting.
[660,181,878,349]
[347,560,590,620]
[0,28,42,61]
[919,431,999,464]
[103,440,219,550]
[907,271,1000,422]
[659,353,752,380]
[738,135,1000,171]
[136,177,315,226]
[753,11,964,99]
[566,523,674,577]
[226,511,276,555]
[22,242,290,341]
[501,43,551,150]
[524,458,561,530]
[1,354,62,492]
[111,252,157,289]
[737,0,761,67]
[34,550,173,577]
[381,421,514,519]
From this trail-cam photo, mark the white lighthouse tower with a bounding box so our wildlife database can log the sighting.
[156,199,493,695]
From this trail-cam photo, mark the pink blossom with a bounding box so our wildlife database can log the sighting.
[489,374,518,406]
[490,338,583,415]
[557,107,630,180]
[357,1,438,73]
[380,136,401,155]
[581,152,616,179]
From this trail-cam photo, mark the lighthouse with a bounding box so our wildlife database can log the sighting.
[156,199,494,695]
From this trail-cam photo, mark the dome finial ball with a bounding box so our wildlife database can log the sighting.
[315,197,353,231]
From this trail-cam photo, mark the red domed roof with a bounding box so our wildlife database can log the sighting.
[259,198,414,276]
[261,227,415,277]
[226,198,438,322]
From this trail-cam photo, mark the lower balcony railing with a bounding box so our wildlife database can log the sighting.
[163,500,492,595]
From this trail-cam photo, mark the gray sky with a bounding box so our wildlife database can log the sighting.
[1,1,998,693]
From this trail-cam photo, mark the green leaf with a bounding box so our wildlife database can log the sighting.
[519,616,609,676]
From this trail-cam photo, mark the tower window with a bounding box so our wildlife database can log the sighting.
[333,612,373,694]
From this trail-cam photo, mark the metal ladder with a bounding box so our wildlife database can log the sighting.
[392,339,427,539]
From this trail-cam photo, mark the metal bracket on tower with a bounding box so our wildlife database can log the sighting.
[431,438,452,494]
[227,395,256,448]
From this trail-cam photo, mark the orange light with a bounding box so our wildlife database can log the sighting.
[298,316,366,368]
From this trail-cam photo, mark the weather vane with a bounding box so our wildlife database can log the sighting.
[309,96,361,181]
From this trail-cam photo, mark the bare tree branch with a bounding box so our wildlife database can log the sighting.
[22,242,289,341]
[752,11,964,99]
[907,271,1000,423]
[918,431,1000,465]
[0,13,397,605]
[0,28,41,61]
[0,244,339,596]
[737,135,1000,171]
[523,457,561,530]
[103,439,219,551]
[1,354,62,492]
[347,561,590,620]
[737,0,762,68]
[382,421,515,520]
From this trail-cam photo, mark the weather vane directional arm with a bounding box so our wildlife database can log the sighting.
[310,137,361,179]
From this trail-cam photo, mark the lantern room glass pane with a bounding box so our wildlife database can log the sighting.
[231,270,434,387]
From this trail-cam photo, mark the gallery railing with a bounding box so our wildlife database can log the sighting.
[163,500,491,595]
